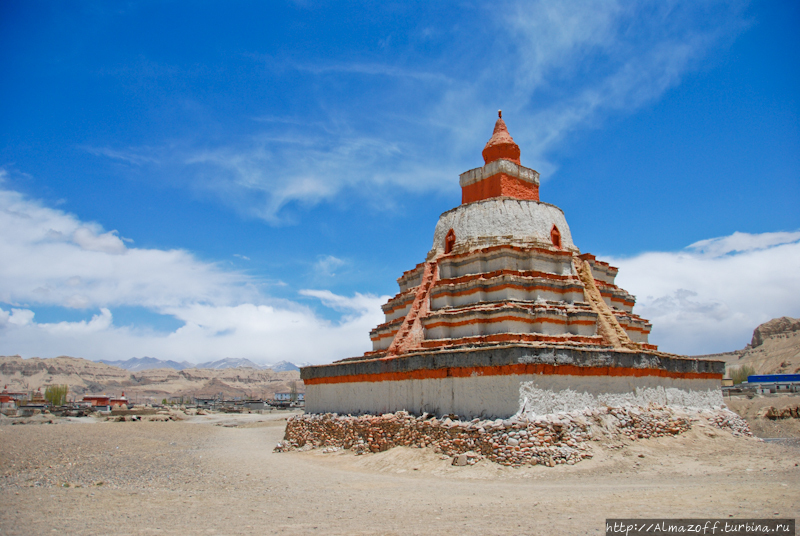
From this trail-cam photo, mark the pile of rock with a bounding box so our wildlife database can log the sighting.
[757,405,800,420]
[706,410,753,435]
[275,405,752,467]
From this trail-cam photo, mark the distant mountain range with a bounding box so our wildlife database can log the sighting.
[195,357,265,370]
[270,360,301,372]
[99,356,193,371]
[0,355,303,401]
[98,356,305,372]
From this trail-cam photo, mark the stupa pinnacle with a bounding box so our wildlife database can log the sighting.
[482,110,521,165]
[462,113,538,204]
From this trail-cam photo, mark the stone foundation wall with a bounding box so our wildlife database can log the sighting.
[276,406,751,467]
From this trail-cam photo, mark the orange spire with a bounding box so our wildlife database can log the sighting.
[482,110,520,165]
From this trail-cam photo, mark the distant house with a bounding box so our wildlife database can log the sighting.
[274,392,304,402]
[109,392,129,408]
[0,394,15,409]
[745,373,800,394]
[83,395,111,409]
[1,386,27,405]
[30,388,46,405]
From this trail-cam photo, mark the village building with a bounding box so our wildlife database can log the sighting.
[29,387,46,405]
[0,385,28,405]
[110,392,129,408]
[274,392,305,402]
[301,113,725,419]
[82,395,111,410]
[0,393,15,410]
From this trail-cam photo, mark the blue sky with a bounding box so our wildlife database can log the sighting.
[1,0,798,364]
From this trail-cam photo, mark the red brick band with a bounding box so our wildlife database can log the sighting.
[304,362,722,386]
[462,173,540,204]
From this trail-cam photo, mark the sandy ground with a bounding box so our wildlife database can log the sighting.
[726,395,800,438]
[1,410,799,535]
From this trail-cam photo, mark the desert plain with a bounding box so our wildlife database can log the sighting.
[1,397,799,536]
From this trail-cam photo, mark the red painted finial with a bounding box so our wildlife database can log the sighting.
[482,112,520,165]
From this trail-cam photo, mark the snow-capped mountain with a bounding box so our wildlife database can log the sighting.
[194,358,265,370]
[99,356,193,371]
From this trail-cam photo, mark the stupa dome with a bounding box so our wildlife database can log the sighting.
[429,198,575,257]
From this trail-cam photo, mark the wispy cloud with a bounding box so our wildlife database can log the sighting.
[85,146,161,166]
[291,61,452,84]
[688,231,800,257]
[82,1,749,222]
[313,255,346,277]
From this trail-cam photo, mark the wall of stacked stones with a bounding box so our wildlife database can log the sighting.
[277,406,752,467]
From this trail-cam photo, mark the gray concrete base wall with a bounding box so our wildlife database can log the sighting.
[302,345,724,419]
[305,374,722,419]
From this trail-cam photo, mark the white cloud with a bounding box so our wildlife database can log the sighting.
[688,231,800,257]
[40,308,114,335]
[0,298,386,364]
[609,231,800,355]
[7,308,34,326]
[2,186,795,361]
[0,187,388,364]
[0,189,254,309]
[299,290,378,315]
[72,226,127,254]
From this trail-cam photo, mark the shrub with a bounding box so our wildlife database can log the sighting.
[728,365,756,385]
[44,384,68,406]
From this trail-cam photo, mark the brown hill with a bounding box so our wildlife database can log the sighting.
[0,355,303,404]
[697,317,800,376]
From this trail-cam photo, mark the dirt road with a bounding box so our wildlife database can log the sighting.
[1,412,798,535]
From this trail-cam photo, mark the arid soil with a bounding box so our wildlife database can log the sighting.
[726,394,800,438]
[1,410,798,535]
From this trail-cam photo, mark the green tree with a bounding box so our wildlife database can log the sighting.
[44,384,68,406]
[729,365,756,385]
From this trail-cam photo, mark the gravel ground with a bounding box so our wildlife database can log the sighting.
[1,410,798,535]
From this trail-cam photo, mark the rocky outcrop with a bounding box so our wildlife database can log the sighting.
[714,317,800,376]
[751,317,800,347]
